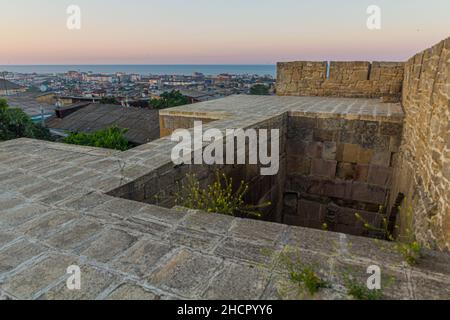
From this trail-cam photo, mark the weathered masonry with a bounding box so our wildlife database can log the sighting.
[276,61,404,101]
[275,37,450,251]
[156,96,403,238]
[0,38,449,300]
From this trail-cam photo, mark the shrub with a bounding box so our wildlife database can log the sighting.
[63,126,130,151]
[275,247,330,297]
[0,98,53,142]
[344,274,384,300]
[175,171,270,218]
[355,203,423,266]
[149,90,190,109]
[249,84,270,95]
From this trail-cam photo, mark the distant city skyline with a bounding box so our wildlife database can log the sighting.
[1,0,449,64]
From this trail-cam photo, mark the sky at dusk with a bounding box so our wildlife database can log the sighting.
[1,0,449,65]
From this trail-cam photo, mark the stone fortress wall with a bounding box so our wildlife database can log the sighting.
[277,37,450,251]
[390,37,450,252]
[284,114,403,236]
[276,61,404,101]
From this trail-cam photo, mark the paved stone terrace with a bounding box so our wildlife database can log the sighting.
[1,96,449,300]
[160,95,405,125]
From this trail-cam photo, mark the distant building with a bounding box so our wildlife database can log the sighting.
[0,79,27,95]
[36,92,57,104]
[56,95,102,107]
[46,104,160,145]
[83,74,114,83]
[3,92,56,120]
[178,89,217,103]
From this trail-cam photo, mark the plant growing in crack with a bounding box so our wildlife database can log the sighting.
[340,267,397,300]
[174,171,270,218]
[355,202,423,266]
[343,272,384,300]
[271,246,330,299]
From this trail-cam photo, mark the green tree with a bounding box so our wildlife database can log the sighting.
[250,84,270,95]
[63,126,130,151]
[100,97,119,104]
[0,98,53,142]
[149,90,190,109]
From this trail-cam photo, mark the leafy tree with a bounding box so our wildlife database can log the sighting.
[0,98,53,142]
[149,90,190,109]
[100,97,119,105]
[250,84,270,95]
[63,126,130,151]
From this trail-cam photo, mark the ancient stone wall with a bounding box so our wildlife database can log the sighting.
[159,115,218,137]
[284,114,403,237]
[276,61,404,101]
[390,37,450,252]
[113,115,288,222]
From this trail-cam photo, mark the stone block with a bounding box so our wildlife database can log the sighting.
[80,229,139,263]
[322,142,337,160]
[336,162,356,180]
[137,205,187,225]
[94,198,146,219]
[322,179,353,200]
[286,226,340,255]
[0,240,46,274]
[287,155,311,176]
[336,144,360,163]
[165,227,221,252]
[118,216,171,238]
[0,197,23,213]
[106,283,161,300]
[38,265,120,300]
[305,142,323,158]
[0,232,16,249]
[411,274,450,300]
[146,249,222,298]
[0,203,50,229]
[298,199,324,222]
[380,122,403,136]
[18,209,81,239]
[314,129,338,142]
[214,237,276,265]
[355,164,369,182]
[60,193,113,212]
[357,148,373,164]
[2,254,77,299]
[181,210,234,235]
[203,262,270,300]
[368,166,393,187]
[229,218,285,245]
[45,219,103,251]
[113,239,173,278]
[371,151,392,167]
[351,182,387,205]
[311,159,337,178]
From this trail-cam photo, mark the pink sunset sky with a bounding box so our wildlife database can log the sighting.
[1,0,449,65]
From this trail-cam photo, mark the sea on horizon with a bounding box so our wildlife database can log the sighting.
[0,65,277,77]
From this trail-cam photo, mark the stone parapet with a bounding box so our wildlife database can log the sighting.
[276,61,404,101]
